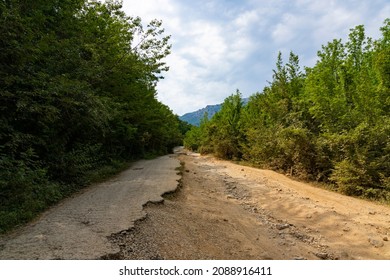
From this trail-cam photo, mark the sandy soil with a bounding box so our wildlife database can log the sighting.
[112,149,390,260]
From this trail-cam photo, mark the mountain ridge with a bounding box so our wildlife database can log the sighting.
[179,97,249,126]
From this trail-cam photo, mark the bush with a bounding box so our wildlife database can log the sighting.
[0,154,62,233]
[330,119,390,198]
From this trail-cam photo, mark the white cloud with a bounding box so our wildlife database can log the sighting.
[122,0,389,115]
[272,13,298,44]
[234,10,260,29]
[184,20,228,67]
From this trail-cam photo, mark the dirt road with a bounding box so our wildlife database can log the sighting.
[112,149,390,260]
[0,154,180,259]
[1,148,389,259]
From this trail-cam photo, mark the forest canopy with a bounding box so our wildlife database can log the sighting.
[184,20,390,201]
[0,0,183,232]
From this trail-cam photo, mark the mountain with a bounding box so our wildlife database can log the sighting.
[179,104,221,126]
[179,97,249,126]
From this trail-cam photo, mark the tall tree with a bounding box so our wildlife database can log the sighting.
[0,0,181,232]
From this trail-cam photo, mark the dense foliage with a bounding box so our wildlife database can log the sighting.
[185,20,390,201]
[0,0,183,232]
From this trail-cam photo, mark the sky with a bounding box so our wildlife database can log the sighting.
[122,0,390,116]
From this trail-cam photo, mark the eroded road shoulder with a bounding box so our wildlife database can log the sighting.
[108,150,390,260]
[0,154,181,260]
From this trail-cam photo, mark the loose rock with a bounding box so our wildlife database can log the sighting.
[368,238,384,248]
[314,252,329,259]
[276,224,290,230]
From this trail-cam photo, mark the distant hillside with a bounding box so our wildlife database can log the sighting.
[180,98,249,126]
[179,104,221,126]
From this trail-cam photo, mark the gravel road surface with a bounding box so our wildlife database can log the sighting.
[0,154,180,259]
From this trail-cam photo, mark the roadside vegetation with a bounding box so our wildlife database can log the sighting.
[184,20,390,202]
[0,0,184,232]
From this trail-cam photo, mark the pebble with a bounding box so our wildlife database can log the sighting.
[383,236,388,242]
[368,238,384,248]
[315,252,329,259]
[276,224,290,230]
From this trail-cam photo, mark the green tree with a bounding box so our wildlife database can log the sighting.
[0,0,180,232]
[186,91,244,159]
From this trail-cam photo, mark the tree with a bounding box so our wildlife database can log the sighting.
[0,0,180,232]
